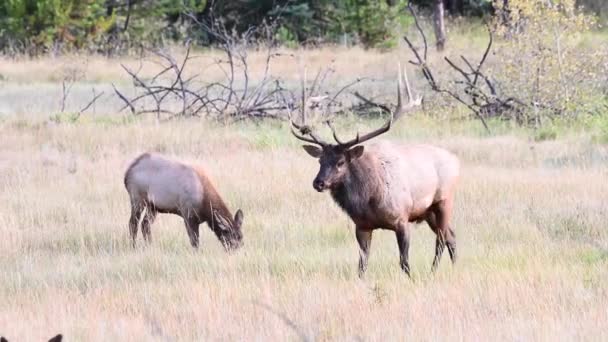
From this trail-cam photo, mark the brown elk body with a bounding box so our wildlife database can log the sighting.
[292,69,460,277]
[124,153,244,250]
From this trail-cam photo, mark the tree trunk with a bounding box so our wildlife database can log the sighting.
[105,0,115,16]
[453,0,464,14]
[123,0,133,32]
[433,0,447,51]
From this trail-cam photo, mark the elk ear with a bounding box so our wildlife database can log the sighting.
[302,145,323,158]
[348,145,365,160]
[234,209,244,228]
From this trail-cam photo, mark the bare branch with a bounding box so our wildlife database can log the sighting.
[112,83,135,114]
[473,22,493,87]
[75,90,104,119]
[407,2,428,61]
[403,3,493,132]
[352,92,392,115]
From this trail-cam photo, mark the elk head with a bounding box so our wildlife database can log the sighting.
[295,120,393,192]
[214,209,244,251]
[292,65,411,192]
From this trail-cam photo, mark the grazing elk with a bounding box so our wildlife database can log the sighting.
[124,153,244,250]
[291,69,460,277]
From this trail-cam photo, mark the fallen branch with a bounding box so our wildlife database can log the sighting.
[74,90,104,119]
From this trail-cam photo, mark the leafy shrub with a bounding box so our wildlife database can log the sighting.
[533,125,558,142]
[0,0,208,54]
[329,0,407,49]
[0,0,114,53]
[491,0,607,125]
[274,25,298,48]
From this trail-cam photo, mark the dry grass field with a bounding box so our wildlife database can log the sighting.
[0,47,607,341]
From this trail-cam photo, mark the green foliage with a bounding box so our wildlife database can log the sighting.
[0,0,607,53]
[119,0,207,44]
[268,0,409,48]
[330,0,406,49]
[577,0,608,25]
[589,112,608,144]
[533,125,559,142]
[0,0,208,53]
[0,0,408,52]
[274,25,298,48]
[491,0,607,124]
[0,0,114,53]
[269,2,320,43]
[411,0,493,16]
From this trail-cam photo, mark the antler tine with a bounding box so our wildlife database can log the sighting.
[400,62,411,102]
[305,129,329,146]
[288,65,329,147]
[337,66,400,149]
[337,116,391,149]
[342,118,392,149]
[325,120,346,145]
[289,113,328,146]
[290,125,321,145]
[394,62,406,119]
[400,62,422,110]
[290,115,304,130]
[301,66,307,126]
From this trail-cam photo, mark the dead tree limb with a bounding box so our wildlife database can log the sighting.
[352,91,392,115]
[113,12,408,124]
[75,90,104,119]
[112,83,135,114]
[404,3,530,128]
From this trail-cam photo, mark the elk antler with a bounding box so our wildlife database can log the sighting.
[326,63,407,149]
[399,62,423,114]
[290,116,329,146]
[332,115,392,149]
[289,66,329,146]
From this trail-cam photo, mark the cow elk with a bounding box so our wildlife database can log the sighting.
[291,66,460,277]
[124,153,244,250]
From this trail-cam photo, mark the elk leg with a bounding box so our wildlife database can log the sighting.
[183,217,200,248]
[434,199,457,268]
[128,203,144,248]
[141,207,157,244]
[395,222,412,277]
[446,227,457,264]
[355,227,373,278]
[426,211,445,272]
[432,237,445,272]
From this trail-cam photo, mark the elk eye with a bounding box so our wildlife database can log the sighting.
[337,160,345,167]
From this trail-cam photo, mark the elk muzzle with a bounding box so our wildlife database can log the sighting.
[221,237,243,252]
[313,178,328,192]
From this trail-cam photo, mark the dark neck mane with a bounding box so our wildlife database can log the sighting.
[330,155,384,220]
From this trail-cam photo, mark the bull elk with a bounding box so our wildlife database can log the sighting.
[291,66,460,277]
[123,153,244,250]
